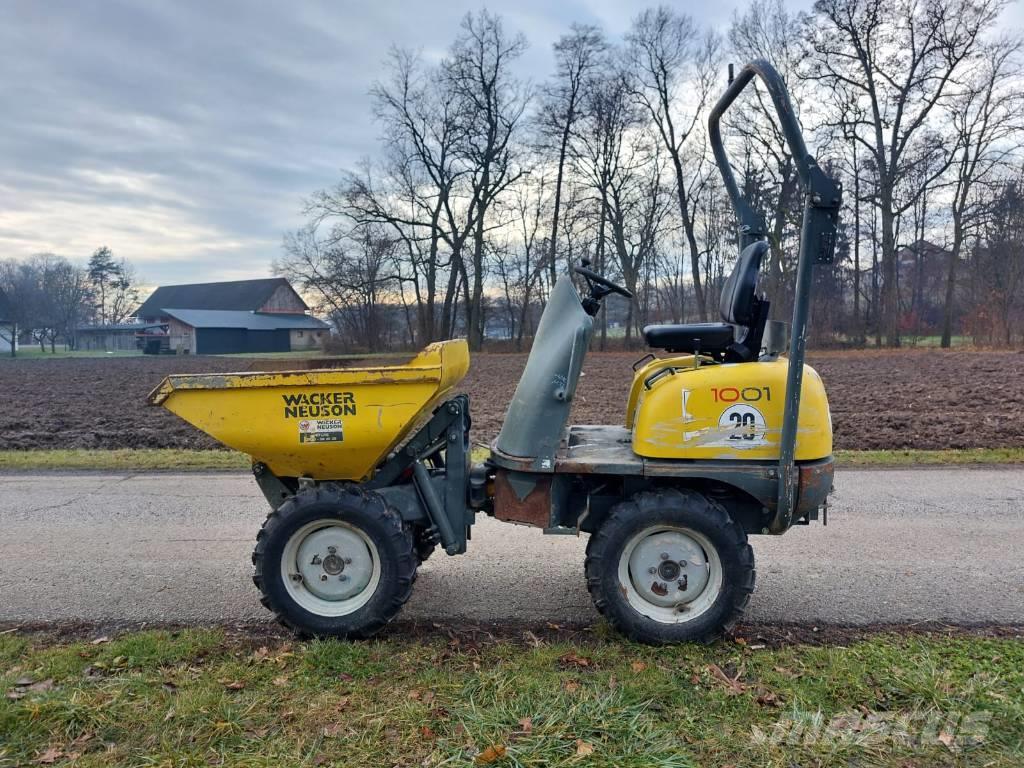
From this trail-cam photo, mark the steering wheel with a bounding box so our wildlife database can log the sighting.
[574,264,634,299]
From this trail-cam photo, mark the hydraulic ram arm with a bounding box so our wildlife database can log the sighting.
[707,60,842,533]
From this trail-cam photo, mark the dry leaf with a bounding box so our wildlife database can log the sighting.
[518,717,533,734]
[408,689,422,700]
[559,652,591,669]
[272,675,290,687]
[90,636,110,645]
[938,731,956,749]
[707,664,746,695]
[70,732,94,747]
[322,723,346,738]
[419,725,436,740]
[36,747,64,764]
[630,661,647,673]
[575,739,595,756]
[474,744,507,764]
[563,680,581,694]
[163,707,175,722]
[339,672,354,682]
[223,680,245,691]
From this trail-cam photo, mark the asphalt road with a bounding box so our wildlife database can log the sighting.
[1,468,1022,628]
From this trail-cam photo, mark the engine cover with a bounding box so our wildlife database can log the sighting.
[628,356,832,461]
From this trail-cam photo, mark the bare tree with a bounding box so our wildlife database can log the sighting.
[626,6,720,320]
[538,24,607,286]
[805,0,1005,345]
[0,260,35,357]
[940,36,1023,346]
[445,10,530,349]
[571,67,639,345]
[728,0,810,317]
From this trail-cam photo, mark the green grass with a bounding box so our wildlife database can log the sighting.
[211,350,408,360]
[901,334,973,348]
[0,449,249,471]
[834,448,1024,466]
[0,628,1020,767]
[0,348,142,360]
[1,447,1021,472]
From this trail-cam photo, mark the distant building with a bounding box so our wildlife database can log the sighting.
[134,277,330,354]
[0,287,15,354]
[76,321,168,352]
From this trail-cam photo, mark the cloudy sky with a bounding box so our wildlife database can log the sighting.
[2,0,1020,287]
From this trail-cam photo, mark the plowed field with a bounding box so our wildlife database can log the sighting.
[1,349,1021,451]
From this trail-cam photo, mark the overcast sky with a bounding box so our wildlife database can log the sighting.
[2,0,1020,288]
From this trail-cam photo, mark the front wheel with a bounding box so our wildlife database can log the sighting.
[252,484,416,638]
[585,489,755,645]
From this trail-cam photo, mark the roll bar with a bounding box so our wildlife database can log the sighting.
[708,60,842,533]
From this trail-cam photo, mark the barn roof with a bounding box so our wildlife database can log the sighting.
[162,309,330,331]
[0,287,12,323]
[136,277,305,318]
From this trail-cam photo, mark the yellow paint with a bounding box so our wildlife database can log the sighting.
[628,356,832,461]
[148,340,470,481]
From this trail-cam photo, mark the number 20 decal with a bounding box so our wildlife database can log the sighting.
[711,386,771,403]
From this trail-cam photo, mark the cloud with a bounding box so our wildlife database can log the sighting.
[0,0,750,284]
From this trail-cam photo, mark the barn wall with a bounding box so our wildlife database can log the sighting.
[195,328,291,354]
[289,328,324,350]
[260,285,308,313]
[77,331,139,351]
[167,317,194,353]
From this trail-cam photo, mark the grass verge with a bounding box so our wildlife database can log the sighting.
[1,447,1022,472]
[1,628,1021,767]
[0,449,249,471]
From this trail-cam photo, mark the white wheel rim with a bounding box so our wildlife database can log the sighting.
[281,520,381,617]
[617,525,723,624]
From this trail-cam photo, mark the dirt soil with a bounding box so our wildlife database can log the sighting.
[0,349,1022,451]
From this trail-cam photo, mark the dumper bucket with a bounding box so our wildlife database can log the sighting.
[148,339,469,481]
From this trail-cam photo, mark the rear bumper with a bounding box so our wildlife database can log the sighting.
[794,456,834,522]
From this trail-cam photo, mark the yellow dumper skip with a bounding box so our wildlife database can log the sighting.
[148,340,470,481]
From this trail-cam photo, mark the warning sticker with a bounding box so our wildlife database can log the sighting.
[297,419,344,444]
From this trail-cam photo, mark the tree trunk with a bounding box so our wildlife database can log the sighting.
[880,200,900,347]
[670,154,706,320]
[852,157,862,343]
[548,123,572,285]
[941,219,964,349]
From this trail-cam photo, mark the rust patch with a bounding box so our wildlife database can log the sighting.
[492,470,551,528]
[650,581,669,597]
[796,458,834,517]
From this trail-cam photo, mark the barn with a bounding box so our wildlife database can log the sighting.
[136,277,330,355]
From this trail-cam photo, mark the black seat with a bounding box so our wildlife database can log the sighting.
[643,323,735,353]
[643,241,771,362]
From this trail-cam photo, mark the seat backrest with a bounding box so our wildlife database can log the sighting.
[719,240,770,326]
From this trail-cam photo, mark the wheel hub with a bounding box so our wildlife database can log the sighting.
[294,526,373,602]
[627,530,710,609]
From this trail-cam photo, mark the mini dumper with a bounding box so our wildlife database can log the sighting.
[149,61,841,644]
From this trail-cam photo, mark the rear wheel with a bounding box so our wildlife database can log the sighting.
[252,484,416,638]
[585,489,754,645]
